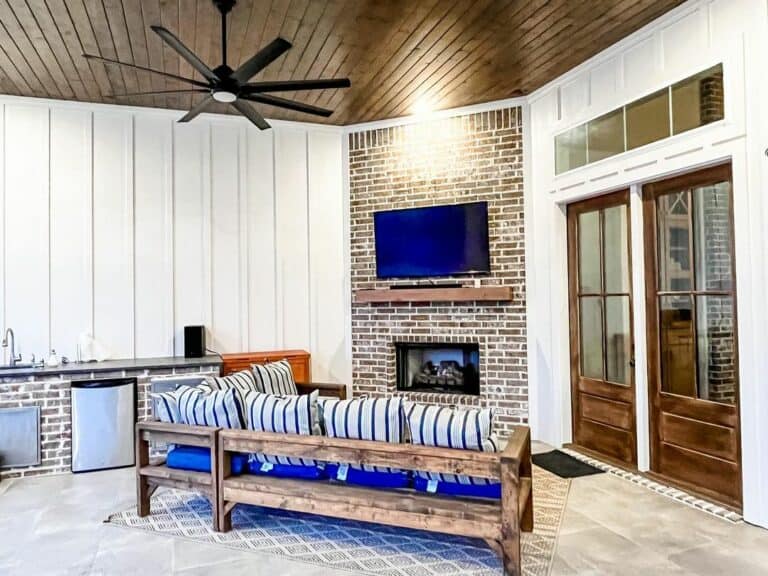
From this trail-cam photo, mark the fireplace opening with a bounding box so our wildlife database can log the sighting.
[395,342,480,395]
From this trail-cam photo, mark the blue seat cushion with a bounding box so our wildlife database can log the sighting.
[246,459,327,480]
[166,445,247,475]
[413,476,501,499]
[325,463,411,488]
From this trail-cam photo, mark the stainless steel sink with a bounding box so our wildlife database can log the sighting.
[0,363,40,370]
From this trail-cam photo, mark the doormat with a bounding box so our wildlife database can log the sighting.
[532,450,604,478]
[107,466,570,576]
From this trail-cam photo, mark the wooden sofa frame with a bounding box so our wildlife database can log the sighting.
[135,421,222,526]
[216,426,533,576]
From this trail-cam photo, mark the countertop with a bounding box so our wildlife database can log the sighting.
[0,355,222,379]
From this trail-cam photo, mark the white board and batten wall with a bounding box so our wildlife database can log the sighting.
[0,97,349,385]
[525,0,768,527]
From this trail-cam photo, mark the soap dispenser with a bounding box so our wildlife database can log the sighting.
[46,349,60,368]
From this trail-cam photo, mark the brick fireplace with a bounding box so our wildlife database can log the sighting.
[348,108,527,436]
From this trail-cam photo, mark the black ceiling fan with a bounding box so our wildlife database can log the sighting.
[83,0,350,130]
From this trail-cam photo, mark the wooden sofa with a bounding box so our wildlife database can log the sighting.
[216,426,533,576]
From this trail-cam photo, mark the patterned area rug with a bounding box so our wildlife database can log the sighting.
[107,467,569,576]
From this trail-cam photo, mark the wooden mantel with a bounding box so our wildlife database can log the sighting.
[353,286,513,304]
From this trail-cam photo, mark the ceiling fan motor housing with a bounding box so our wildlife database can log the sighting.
[213,0,237,15]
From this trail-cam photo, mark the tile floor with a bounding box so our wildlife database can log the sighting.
[1,451,767,575]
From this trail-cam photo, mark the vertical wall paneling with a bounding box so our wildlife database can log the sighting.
[93,111,134,358]
[50,108,92,360]
[308,131,345,382]
[209,122,242,352]
[246,126,277,349]
[237,126,249,350]
[4,105,50,360]
[274,128,310,350]
[0,104,4,363]
[0,96,348,382]
[133,115,173,357]
[172,121,207,355]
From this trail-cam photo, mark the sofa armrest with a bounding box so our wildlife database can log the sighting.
[296,381,348,400]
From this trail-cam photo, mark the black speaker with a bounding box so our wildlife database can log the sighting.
[184,325,206,358]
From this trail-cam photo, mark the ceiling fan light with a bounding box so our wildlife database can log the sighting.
[213,90,237,103]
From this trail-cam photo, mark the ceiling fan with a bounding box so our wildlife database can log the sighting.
[83,0,351,130]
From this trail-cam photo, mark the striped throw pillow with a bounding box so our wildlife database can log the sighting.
[404,402,499,486]
[243,390,319,467]
[204,370,259,397]
[150,385,201,424]
[179,386,245,429]
[251,360,298,396]
[322,396,403,472]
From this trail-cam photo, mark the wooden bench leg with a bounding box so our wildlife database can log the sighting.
[215,435,232,532]
[135,427,151,517]
[500,456,522,576]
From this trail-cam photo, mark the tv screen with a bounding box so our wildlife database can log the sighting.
[374,202,490,278]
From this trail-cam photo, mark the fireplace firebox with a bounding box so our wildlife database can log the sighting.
[395,342,480,395]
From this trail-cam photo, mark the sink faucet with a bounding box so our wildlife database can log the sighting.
[2,327,21,367]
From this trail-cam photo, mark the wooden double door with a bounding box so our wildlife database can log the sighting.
[568,164,741,509]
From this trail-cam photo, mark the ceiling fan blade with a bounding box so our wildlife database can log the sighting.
[231,37,292,83]
[179,95,215,123]
[231,100,271,130]
[241,78,351,93]
[150,25,219,83]
[240,93,333,117]
[107,89,209,98]
[83,54,211,88]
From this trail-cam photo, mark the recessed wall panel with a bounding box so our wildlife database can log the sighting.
[93,111,133,358]
[4,105,50,360]
[50,108,92,360]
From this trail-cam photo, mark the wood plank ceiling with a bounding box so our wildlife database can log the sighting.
[0,0,685,125]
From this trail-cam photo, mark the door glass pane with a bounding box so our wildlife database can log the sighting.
[657,192,692,291]
[696,296,736,405]
[605,296,631,384]
[659,295,696,397]
[587,109,625,163]
[672,64,724,135]
[578,211,601,293]
[580,296,604,379]
[626,89,671,150]
[555,125,587,174]
[603,205,630,293]
[693,182,732,291]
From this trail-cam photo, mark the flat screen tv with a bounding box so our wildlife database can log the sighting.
[374,201,490,278]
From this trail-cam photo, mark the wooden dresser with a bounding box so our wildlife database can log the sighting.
[220,350,346,399]
[221,349,311,383]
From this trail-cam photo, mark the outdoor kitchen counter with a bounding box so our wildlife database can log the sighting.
[0,355,222,379]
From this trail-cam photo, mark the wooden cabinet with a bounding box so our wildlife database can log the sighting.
[221,350,311,383]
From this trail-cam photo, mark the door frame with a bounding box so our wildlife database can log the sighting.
[642,162,742,508]
[567,189,637,465]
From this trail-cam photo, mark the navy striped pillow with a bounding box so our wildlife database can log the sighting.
[243,390,319,467]
[404,402,499,486]
[322,396,403,472]
[250,360,297,396]
[204,370,259,396]
[180,386,246,429]
[150,385,202,424]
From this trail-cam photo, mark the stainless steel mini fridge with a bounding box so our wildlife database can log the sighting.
[71,378,137,473]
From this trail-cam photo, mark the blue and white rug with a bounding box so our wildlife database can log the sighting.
[107,467,569,576]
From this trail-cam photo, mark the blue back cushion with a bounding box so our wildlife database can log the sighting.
[404,402,499,488]
[150,385,201,424]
